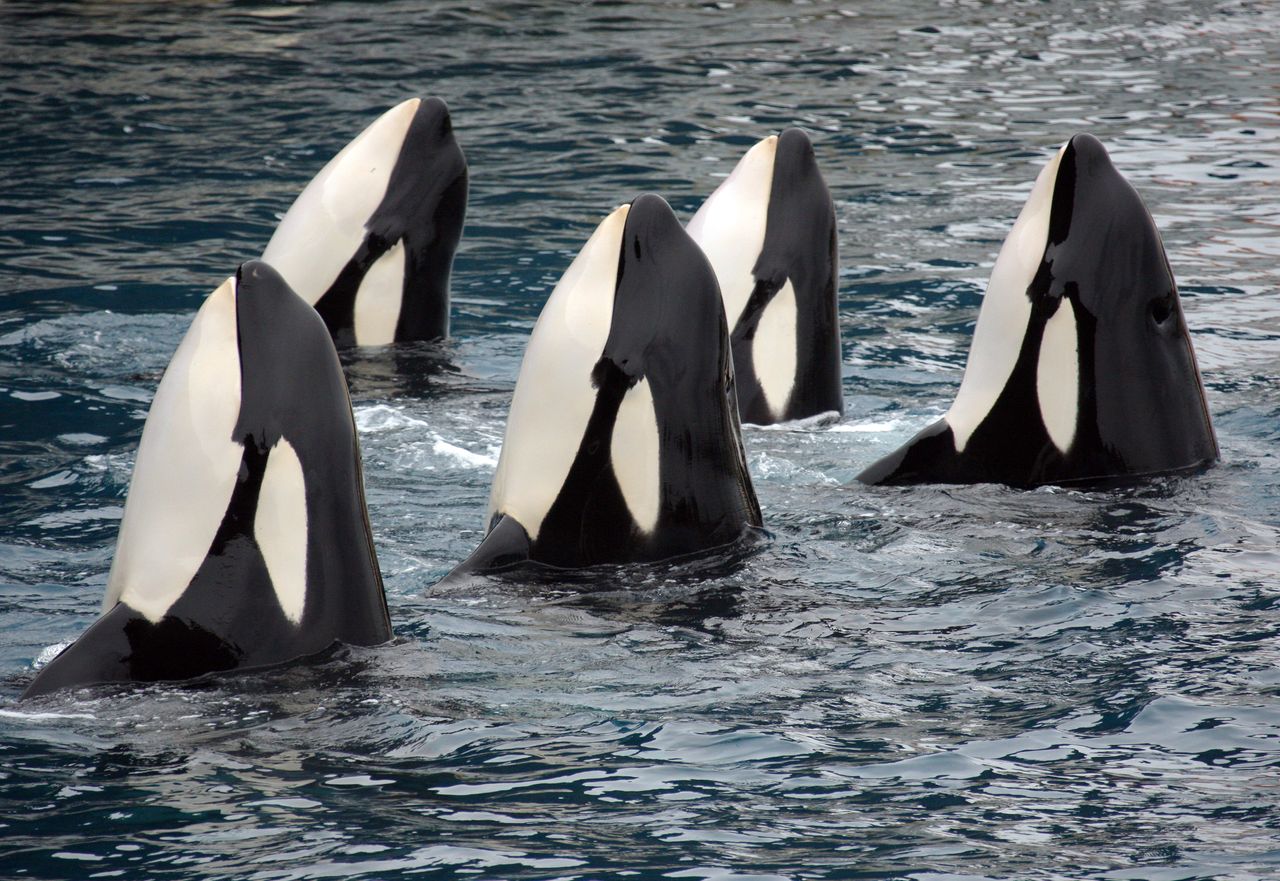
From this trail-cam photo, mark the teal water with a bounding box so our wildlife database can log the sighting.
[2,2,1279,879]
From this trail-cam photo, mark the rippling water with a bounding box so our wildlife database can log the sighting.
[2,2,1279,879]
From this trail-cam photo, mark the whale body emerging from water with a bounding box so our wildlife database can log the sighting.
[858,134,1218,488]
[262,97,468,347]
[24,262,391,698]
[688,129,843,425]
[451,194,763,575]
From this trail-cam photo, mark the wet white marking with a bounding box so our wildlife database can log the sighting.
[488,205,628,540]
[353,241,406,345]
[1037,297,1080,455]
[947,143,1067,452]
[262,98,418,306]
[108,277,243,622]
[611,378,660,534]
[255,438,308,625]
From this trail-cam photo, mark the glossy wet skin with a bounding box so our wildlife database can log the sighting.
[6,4,1279,877]
[458,195,762,573]
[859,133,1218,488]
[690,128,843,426]
[269,97,468,346]
[22,263,390,698]
[738,128,843,424]
[1039,134,1218,478]
[550,194,761,563]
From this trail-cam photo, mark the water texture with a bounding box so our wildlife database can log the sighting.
[1,2,1278,879]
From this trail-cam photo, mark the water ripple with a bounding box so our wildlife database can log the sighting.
[2,1,1279,879]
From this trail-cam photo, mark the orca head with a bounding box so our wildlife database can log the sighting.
[862,133,1217,487]
[24,262,389,698]
[460,194,762,572]
[262,96,468,346]
[688,129,842,425]
[1033,133,1217,479]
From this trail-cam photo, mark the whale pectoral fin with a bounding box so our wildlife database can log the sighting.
[856,418,958,486]
[21,603,138,700]
[446,514,533,578]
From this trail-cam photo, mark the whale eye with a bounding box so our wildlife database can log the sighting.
[1150,291,1175,326]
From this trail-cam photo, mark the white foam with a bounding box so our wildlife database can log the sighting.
[432,436,498,469]
[827,417,918,434]
[58,433,108,446]
[33,641,72,669]
[0,708,96,721]
[746,410,843,431]
[354,404,431,434]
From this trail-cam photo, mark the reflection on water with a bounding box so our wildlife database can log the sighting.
[2,1,1279,879]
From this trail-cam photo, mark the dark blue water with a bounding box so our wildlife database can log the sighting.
[3,2,1279,879]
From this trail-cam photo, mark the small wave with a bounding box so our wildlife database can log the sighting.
[354,403,431,433]
[432,436,498,469]
[33,642,72,669]
[745,410,842,431]
[22,506,123,530]
[0,708,95,722]
[828,416,922,434]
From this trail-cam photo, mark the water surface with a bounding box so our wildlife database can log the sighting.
[2,2,1279,879]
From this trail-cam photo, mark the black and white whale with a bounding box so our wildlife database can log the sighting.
[24,261,391,698]
[687,129,843,425]
[451,194,763,574]
[858,133,1218,488]
[261,96,467,347]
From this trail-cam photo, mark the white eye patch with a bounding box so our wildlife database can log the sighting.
[1036,297,1080,455]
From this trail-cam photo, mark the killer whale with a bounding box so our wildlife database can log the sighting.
[858,133,1218,488]
[261,97,467,347]
[687,128,843,425]
[451,194,763,574]
[23,261,391,698]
